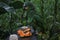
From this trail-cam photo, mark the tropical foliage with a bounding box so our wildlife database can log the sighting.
[0,0,60,40]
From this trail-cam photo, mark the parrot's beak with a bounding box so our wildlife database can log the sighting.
[23,5,29,10]
[25,7,28,10]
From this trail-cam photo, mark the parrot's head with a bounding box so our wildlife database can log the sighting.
[23,1,35,10]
